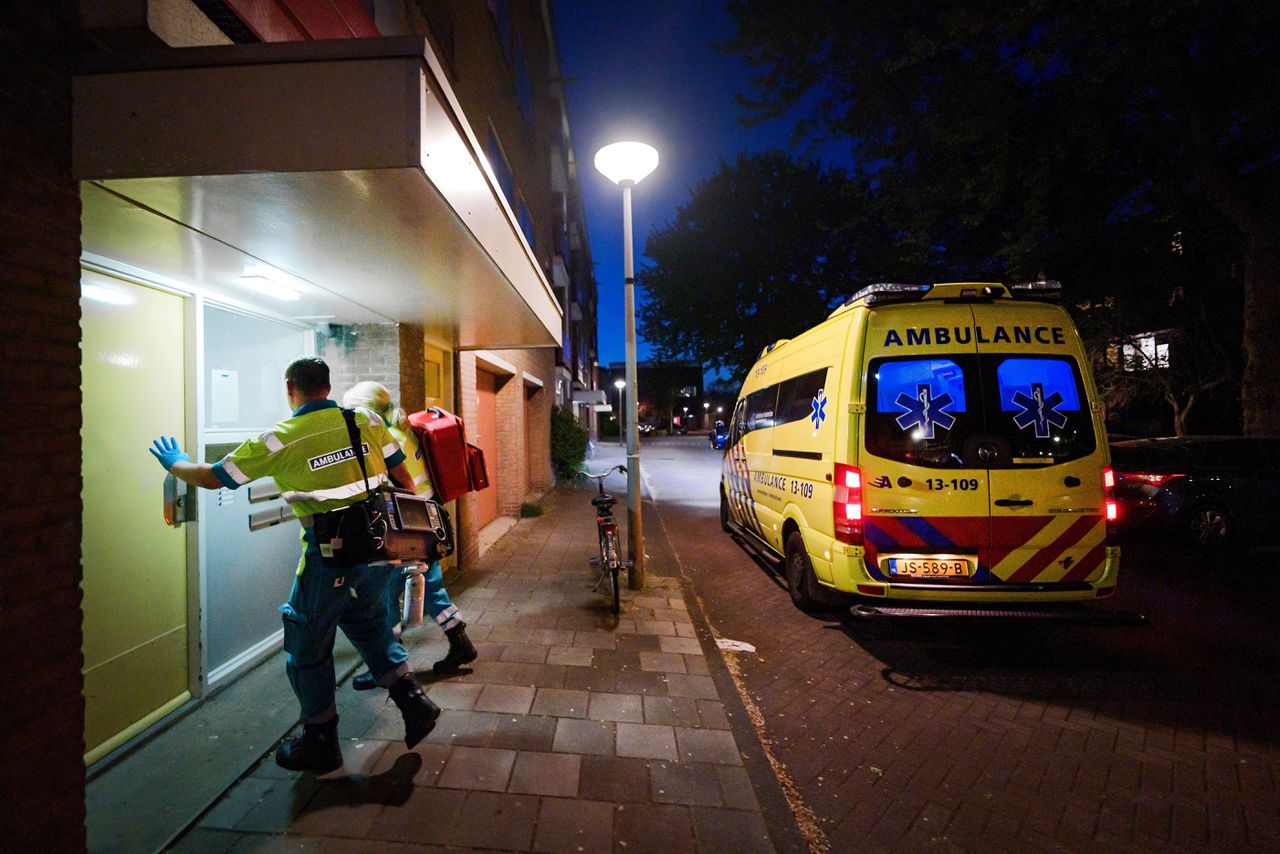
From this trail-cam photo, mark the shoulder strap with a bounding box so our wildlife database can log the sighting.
[341,407,373,498]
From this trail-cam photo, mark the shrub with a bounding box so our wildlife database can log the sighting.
[550,404,589,481]
[520,502,544,518]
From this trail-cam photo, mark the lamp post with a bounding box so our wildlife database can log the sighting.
[595,140,658,589]
[613,378,626,447]
[703,401,710,430]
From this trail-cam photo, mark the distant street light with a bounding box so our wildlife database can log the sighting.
[613,379,626,447]
[596,140,659,590]
[703,401,710,429]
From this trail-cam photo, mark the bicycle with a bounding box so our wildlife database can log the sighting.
[580,464,628,613]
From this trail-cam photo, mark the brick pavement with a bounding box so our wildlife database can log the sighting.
[659,489,1280,852]
[168,483,803,853]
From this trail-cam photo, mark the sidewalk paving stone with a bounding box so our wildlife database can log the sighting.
[162,484,799,852]
[530,687,591,718]
[552,717,616,756]
[508,750,581,797]
[533,796,615,853]
[474,683,537,714]
[616,722,679,761]
[587,691,645,723]
[436,745,517,792]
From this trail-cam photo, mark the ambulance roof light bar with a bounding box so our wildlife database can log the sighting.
[1007,278,1063,302]
[842,282,933,308]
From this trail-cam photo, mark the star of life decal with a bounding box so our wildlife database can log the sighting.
[1011,382,1067,438]
[810,389,828,429]
[894,384,956,439]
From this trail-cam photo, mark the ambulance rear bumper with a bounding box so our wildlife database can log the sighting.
[850,602,1146,625]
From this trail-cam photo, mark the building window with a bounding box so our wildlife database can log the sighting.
[1118,333,1170,371]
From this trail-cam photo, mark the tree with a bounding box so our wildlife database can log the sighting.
[1077,292,1238,436]
[550,405,588,480]
[726,0,1280,434]
[638,151,872,382]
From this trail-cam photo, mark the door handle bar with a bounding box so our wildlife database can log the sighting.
[994,498,1034,507]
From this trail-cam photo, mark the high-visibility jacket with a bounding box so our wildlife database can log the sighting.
[389,421,434,498]
[212,400,406,520]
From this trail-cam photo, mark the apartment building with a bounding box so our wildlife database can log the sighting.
[1,2,599,845]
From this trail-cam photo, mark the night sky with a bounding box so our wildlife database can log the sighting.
[551,0,844,371]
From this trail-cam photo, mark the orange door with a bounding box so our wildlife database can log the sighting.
[474,370,499,527]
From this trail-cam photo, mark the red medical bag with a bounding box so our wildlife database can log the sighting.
[466,443,489,491]
[407,407,490,502]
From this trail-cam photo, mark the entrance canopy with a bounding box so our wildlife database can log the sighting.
[74,37,561,347]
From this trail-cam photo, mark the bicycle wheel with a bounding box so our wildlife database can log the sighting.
[603,527,621,614]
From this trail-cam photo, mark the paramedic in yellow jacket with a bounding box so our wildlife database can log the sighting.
[342,382,477,686]
[149,358,441,775]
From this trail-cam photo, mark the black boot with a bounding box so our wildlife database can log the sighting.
[388,676,441,749]
[352,670,376,691]
[275,716,342,774]
[432,623,477,675]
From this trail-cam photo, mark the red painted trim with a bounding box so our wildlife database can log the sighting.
[326,0,380,37]
[226,0,379,42]
[985,515,1057,568]
[1060,542,1106,583]
[225,0,307,42]
[279,0,357,39]
[1006,516,1099,583]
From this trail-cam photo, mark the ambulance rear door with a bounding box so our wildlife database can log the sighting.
[974,305,1108,585]
[861,303,989,584]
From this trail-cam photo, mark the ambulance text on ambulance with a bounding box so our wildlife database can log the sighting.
[882,326,1066,347]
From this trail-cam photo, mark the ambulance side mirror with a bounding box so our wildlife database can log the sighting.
[163,472,196,527]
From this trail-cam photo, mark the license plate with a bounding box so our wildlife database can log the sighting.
[887,557,972,578]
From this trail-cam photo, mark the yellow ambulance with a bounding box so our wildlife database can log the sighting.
[719,281,1119,611]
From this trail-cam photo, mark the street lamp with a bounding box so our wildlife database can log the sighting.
[595,140,659,590]
[703,401,710,429]
[613,378,626,447]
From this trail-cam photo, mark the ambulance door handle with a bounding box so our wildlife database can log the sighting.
[994,498,1034,507]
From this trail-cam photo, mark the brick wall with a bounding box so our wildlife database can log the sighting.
[456,352,481,569]
[317,322,401,406]
[495,374,529,516]
[452,348,555,567]
[0,1,87,849]
[397,323,426,415]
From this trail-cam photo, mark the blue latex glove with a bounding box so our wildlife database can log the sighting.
[149,436,190,471]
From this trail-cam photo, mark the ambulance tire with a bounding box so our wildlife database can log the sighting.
[784,532,822,611]
[719,488,732,533]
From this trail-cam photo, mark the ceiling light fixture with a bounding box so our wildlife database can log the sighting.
[241,265,302,301]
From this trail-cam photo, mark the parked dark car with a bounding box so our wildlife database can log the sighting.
[709,420,729,450]
[1109,437,1280,549]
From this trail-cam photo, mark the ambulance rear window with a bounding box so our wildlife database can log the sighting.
[984,356,1094,463]
[865,354,1096,468]
[867,356,975,468]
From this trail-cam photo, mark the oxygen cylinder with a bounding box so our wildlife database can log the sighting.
[403,569,425,627]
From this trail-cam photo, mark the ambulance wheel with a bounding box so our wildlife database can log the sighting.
[719,488,732,533]
[784,532,821,611]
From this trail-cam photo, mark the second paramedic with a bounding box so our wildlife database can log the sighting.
[148,357,441,775]
[342,381,477,686]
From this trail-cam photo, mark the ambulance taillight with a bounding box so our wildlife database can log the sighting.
[833,464,863,545]
[1103,467,1118,543]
